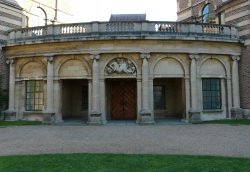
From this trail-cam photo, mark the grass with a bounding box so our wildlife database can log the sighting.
[0,120,42,126]
[0,153,249,172]
[200,119,250,125]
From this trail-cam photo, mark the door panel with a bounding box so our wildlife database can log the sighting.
[110,80,136,120]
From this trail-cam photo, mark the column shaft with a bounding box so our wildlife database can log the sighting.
[142,57,149,110]
[8,61,15,111]
[46,58,54,112]
[190,57,197,110]
[232,57,240,107]
[92,58,100,113]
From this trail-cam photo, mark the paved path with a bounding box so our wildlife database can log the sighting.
[0,124,250,157]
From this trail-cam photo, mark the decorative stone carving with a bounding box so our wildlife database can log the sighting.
[6,58,16,65]
[105,58,136,75]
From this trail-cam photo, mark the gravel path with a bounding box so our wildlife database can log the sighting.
[0,124,250,157]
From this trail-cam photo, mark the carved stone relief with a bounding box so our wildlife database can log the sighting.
[105,58,136,75]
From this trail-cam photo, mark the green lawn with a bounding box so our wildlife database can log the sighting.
[0,154,249,172]
[200,119,250,125]
[0,120,42,126]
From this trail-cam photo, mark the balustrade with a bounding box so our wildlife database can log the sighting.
[8,21,238,42]
[202,24,224,34]
[21,27,46,37]
[61,24,85,34]
[106,22,134,32]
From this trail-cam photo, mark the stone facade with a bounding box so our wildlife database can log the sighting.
[177,0,250,117]
[0,0,72,117]
[3,21,242,123]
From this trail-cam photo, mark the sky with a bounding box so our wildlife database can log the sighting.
[70,0,177,22]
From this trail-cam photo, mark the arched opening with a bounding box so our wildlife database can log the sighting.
[153,58,185,120]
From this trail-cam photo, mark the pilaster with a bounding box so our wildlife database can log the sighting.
[189,54,201,123]
[231,55,242,119]
[139,53,154,124]
[88,53,104,125]
[3,58,16,120]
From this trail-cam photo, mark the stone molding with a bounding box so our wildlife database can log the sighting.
[6,58,15,64]
[140,53,150,60]
[90,54,100,60]
[231,55,240,61]
[44,55,54,63]
[189,54,199,60]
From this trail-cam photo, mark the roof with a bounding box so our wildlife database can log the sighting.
[109,14,146,22]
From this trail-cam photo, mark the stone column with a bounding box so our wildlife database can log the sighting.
[54,80,63,123]
[3,58,17,120]
[44,56,55,123]
[231,56,242,119]
[88,54,103,125]
[139,53,154,124]
[185,77,191,122]
[7,58,16,112]
[226,78,232,118]
[231,56,240,108]
[136,78,142,123]
[189,54,201,122]
[45,56,54,112]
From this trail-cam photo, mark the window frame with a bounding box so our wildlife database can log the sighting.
[201,3,214,23]
[202,78,222,110]
[25,80,44,111]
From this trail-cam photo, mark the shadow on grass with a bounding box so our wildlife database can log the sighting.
[194,119,250,125]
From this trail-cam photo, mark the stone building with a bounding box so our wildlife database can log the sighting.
[3,14,241,123]
[1,1,248,124]
[177,0,250,116]
[0,0,71,111]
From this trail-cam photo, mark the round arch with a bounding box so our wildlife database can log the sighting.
[57,58,91,78]
[153,57,186,78]
[19,60,46,78]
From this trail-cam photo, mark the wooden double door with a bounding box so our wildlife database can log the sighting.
[110,80,137,120]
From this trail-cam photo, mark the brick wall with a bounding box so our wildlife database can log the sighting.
[0,47,8,110]
[240,45,250,109]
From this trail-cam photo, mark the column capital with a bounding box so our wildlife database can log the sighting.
[90,53,100,60]
[189,54,199,60]
[140,53,150,59]
[231,55,240,61]
[44,55,54,63]
[6,58,16,65]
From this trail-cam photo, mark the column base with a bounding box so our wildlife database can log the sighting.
[242,109,250,119]
[189,111,201,123]
[231,108,243,119]
[2,110,16,121]
[88,112,105,125]
[138,110,155,125]
[23,111,55,124]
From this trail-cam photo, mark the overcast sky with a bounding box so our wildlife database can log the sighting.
[70,0,177,22]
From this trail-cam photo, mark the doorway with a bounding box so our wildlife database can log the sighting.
[108,79,137,120]
[153,78,184,119]
[61,79,88,120]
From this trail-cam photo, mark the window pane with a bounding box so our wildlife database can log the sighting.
[26,81,44,111]
[202,79,221,110]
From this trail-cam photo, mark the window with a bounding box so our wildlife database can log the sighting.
[82,85,88,110]
[202,3,215,23]
[26,81,44,111]
[202,79,221,110]
[154,86,166,109]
